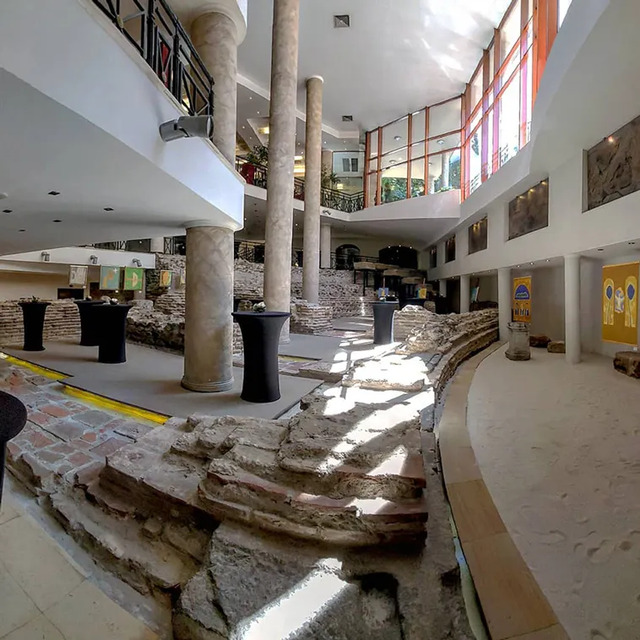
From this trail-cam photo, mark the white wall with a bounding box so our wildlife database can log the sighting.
[0,272,71,301]
[1,248,156,269]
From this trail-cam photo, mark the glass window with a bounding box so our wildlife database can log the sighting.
[558,0,572,28]
[486,108,495,178]
[367,172,378,207]
[412,109,427,142]
[428,150,460,193]
[382,117,409,155]
[429,98,461,138]
[445,236,456,263]
[428,132,461,154]
[410,158,425,198]
[368,129,378,158]
[410,141,425,159]
[368,157,378,173]
[469,67,483,114]
[381,148,408,171]
[498,75,520,166]
[381,163,408,204]
[500,0,521,63]
[468,126,482,195]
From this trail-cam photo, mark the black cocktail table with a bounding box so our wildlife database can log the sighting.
[18,301,51,351]
[73,299,105,346]
[232,311,290,403]
[94,304,132,364]
[372,301,398,345]
[0,391,27,506]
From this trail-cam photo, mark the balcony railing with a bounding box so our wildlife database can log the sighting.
[92,0,214,118]
[237,159,365,213]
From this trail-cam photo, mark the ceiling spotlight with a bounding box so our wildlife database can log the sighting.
[437,139,445,145]
[41,251,50,262]
[132,258,142,267]
[104,207,114,212]
[53,219,62,223]
[2,209,12,214]
[394,135,401,141]
[18,229,25,232]
[0,193,8,200]
[530,262,534,265]
[89,255,98,265]
[48,190,60,196]
[629,242,636,245]
[159,115,212,142]
[597,248,604,252]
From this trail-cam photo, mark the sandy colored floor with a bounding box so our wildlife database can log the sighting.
[467,345,640,640]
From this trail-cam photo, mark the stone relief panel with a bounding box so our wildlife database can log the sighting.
[508,179,549,240]
[468,217,488,254]
[588,115,640,210]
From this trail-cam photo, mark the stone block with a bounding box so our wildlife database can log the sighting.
[547,340,566,353]
[529,334,551,348]
[613,351,640,377]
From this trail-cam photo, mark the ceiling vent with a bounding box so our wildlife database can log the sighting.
[333,14,350,28]
[342,115,353,122]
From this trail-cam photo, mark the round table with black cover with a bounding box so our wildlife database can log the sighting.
[232,311,290,403]
[94,304,132,364]
[372,301,399,345]
[18,301,51,351]
[73,299,106,346]
[0,391,27,507]
[403,297,427,309]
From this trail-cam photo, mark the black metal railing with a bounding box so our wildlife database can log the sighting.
[236,159,365,213]
[92,0,214,118]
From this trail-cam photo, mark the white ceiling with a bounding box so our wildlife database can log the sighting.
[237,0,512,135]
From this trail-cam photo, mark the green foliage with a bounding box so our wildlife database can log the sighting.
[245,144,269,167]
[321,165,338,189]
[381,178,425,203]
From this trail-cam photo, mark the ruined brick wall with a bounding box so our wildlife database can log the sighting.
[290,303,333,335]
[0,300,80,346]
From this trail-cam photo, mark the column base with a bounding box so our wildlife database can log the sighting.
[181,376,234,393]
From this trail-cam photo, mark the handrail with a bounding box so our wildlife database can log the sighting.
[236,158,365,213]
[92,0,214,119]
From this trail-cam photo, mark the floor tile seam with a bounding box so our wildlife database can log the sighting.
[0,542,43,619]
[505,623,566,640]
[440,343,569,640]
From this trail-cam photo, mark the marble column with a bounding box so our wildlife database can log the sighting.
[441,151,451,189]
[302,76,323,303]
[263,0,300,342]
[320,223,332,268]
[191,11,240,164]
[498,267,511,341]
[439,279,447,298]
[564,254,581,364]
[150,237,164,253]
[460,274,470,313]
[182,225,234,392]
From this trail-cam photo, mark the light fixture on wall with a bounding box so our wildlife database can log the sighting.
[90,255,98,265]
[159,115,212,142]
[132,258,142,267]
[41,251,50,262]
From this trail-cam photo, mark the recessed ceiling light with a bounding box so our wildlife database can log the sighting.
[530,262,534,265]
[53,219,62,223]
[437,139,445,145]
[18,229,25,232]
[516,265,520,268]
[249,96,253,100]
[2,209,12,214]
[256,111,260,115]
[597,248,604,252]
[394,135,401,141]
[546,259,550,262]
[104,207,114,211]
[48,190,60,196]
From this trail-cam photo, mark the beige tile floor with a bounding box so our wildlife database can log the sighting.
[0,497,158,640]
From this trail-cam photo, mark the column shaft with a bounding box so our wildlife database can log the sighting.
[182,226,234,392]
[320,223,332,268]
[439,279,447,298]
[191,12,239,164]
[498,267,511,341]
[302,76,324,303]
[263,0,300,342]
[460,274,471,313]
[564,254,581,364]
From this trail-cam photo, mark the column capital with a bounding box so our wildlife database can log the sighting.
[190,1,247,44]
[564,253,581,262]
[306,75,324,84]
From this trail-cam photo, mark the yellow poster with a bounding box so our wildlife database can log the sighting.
[602,262,638,344]
[512,276,532,322]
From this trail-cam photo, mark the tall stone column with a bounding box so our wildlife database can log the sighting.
[191,11,241,164]
[564,254,581,364]
[460,274,470,313]
[263,0,300,342]
[320,223,332,268]
[302,76,324,303]
[150,237,164,253]
[498,267,511,341]
[182,225,234,392]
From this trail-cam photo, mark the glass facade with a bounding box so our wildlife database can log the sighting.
[365,0,567,208]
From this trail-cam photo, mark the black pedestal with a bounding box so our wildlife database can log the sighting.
[0,391,27,507]
[74,300,105,346]
[95,304,132,364]
[372,301,398,345]
[232,312,290,403]
[19,302,51,351]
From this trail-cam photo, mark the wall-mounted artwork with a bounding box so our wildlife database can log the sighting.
[100,266,121,291]
[588,114,640,210]
[512,276,531,322]
[123,267,144,291]
[429,246,437,269]
[159,270,172,288]
[445,236,456,263]
[69,265,87,287]
[602,262,638,344]
[468,217,488,254]
[508,180,549,240]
